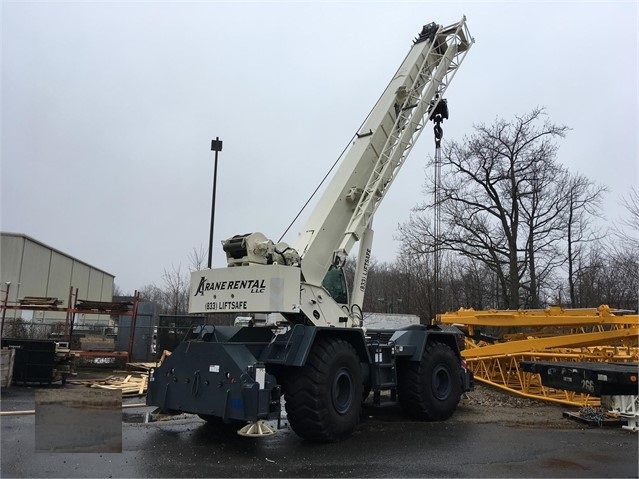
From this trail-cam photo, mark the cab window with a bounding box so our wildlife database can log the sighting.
[322,265,348,304]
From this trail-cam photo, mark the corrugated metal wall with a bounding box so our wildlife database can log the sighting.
[0,233,115,323]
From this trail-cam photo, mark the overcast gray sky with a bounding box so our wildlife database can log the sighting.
[2,1,637,294]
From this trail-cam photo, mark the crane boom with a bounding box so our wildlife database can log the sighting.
[295,18,473,287]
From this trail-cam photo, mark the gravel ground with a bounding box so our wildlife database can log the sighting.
[462,383,550,409]
[454,382,581,428]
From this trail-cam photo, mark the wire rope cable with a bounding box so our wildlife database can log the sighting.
[277,48,414,244]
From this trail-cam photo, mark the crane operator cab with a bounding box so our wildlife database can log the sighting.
[321,265,349,305]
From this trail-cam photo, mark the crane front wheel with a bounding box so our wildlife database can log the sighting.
[283,337,363,442]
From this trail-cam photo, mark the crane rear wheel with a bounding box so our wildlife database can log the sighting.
[397,341,462,421]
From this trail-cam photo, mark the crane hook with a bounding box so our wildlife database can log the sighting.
[434,123,443,148]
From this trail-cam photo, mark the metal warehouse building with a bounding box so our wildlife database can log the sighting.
[0,232,114,324]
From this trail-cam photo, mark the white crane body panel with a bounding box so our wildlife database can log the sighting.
[190,265,302,314]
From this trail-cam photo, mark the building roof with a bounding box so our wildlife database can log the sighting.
[1,231,114,278]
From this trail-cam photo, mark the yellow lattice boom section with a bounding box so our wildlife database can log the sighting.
[439,305,639,407]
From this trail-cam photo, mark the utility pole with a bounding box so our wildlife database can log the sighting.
[208,137,223,268]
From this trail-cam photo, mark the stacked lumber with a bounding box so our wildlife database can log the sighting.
[69,374,148,396]
[19,296,63,307]
[74,300,132,312]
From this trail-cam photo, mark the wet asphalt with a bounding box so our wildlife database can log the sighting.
[1,381,637,478]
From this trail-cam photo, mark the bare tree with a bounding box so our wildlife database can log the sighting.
[395,241,442,321]
[448,258,496,310]
[397,110,616,312]
[403,108,570,309]
[138,283,165,309]
[162,264,190,315]
[188,245,208,272]
[572,243,638,310]
[518,159,568,307]
[563,173,607,307]
[113,284,126,298]
[139,265,190,315]
[614,186,639,251]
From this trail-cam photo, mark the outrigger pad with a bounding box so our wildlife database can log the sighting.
[237,420,276,437]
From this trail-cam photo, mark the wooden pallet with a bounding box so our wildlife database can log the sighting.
[69,350,171,395]
[69,374,148,396]
[126,350,172,372]
[126,362,157,372]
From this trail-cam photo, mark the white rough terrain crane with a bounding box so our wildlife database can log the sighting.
[148,17,474,442]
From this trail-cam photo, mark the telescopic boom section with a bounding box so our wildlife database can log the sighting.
[294,18,473,287]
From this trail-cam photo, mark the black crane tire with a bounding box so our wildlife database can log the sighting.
[283,337,363,442]
[397,341,462,421]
